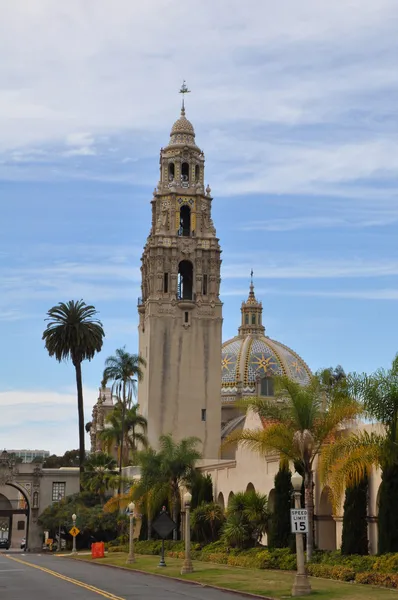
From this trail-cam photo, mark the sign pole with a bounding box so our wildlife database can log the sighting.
[159,538,166,567]
[291,472,311,597]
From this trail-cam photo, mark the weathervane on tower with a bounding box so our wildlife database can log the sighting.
[179,80,191,111]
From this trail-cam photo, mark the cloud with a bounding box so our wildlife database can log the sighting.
[222,287,398,301]
[222,259,398,280]
[0,387,99,454]
[0,1,396,198]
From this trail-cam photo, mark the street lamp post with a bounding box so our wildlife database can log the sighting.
[72,514,77,555]
[181,491,193,574]
[127,502,136,564]
[291,472,311,597]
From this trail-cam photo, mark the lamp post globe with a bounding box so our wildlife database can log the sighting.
[291,471,303,492]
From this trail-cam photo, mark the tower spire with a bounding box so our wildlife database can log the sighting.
[238,275,265,336]
[179,80,191,113]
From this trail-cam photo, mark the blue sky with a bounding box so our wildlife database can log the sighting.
[0,1,397,454]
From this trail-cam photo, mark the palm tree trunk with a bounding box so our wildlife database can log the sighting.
[74,360,85,491]
[304,469,314,562]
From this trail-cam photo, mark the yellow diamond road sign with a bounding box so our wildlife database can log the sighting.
[69,526,80,537]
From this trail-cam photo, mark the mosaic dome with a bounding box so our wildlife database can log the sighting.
[221,282,311,402]
[171,108,195,136]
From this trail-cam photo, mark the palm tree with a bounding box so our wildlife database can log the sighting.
[99,402,148,465]
[225,373,360,560]
[42,300,104,486]
[320,354,398,553]
[222,490,269,548]
[83,452,122,504]
[102,348,146,483]
[133,435,202,540]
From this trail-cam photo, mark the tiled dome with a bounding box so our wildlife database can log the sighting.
[168,107,198,148]
[221,282,311,402]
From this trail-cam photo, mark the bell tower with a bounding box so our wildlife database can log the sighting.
[137,90,222,459]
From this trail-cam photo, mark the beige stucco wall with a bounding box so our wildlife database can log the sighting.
[138,301,222,460]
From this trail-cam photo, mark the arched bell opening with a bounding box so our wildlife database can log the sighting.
[180,205,191,237]
[181,162,189,185]
[178,260,193,300]
[168,162,175,181]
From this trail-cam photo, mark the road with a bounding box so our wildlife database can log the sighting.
[0,551,251,599]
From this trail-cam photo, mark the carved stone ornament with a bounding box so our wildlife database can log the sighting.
[180,238,195,255]
[0,451,19,486]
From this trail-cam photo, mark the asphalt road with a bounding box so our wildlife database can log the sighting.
[0,551,251,599]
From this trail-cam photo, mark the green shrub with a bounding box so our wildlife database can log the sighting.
[341,478,368,555]
[108,545,128,553]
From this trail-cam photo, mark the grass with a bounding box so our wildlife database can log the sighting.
[73,552,398,599]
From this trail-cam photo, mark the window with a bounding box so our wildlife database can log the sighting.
[178,260,193,300]
[179,205,191,236]
[181,162,189,183]
[260,377,274,397]
[52,482,66,502]
[168,162,175,181]
[252,314,256,325]
[201,409,207,422]
[245,314,249,325]
[163,272,169,293]
[184,311,189,323]
[202,274,208,295]
[17,521,25,531]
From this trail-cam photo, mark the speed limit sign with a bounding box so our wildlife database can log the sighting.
[290,509,309,534]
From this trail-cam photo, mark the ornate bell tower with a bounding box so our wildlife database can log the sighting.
[137,90,222,459]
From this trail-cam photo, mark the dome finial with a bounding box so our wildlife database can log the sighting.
[248,269,255,301]
[179,79,191,113]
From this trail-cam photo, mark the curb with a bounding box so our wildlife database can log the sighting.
[64,555,276,600]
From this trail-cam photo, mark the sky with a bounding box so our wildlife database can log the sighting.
[0,0,397,455]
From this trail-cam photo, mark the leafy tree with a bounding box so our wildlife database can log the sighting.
[341,477,368,555]
[102,348,146,484]
[43,450,81,469]
[42,300,104,486]
[191,502,225,543]
[222,490,269,549]
[39,491,127,549]
[268,462,293,549]
[321,354,398,553]
[226,372,360,560]
[82,452,123,504]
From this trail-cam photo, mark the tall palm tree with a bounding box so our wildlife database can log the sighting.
[320,354,398,553]
[225,374,360,560]
[102,348,146,482]
[42,300,104,486]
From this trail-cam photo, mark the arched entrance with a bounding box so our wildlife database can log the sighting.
[217,492,225,510]
[0,484,30,550]
[317,486,336,550]
[228,491,235,507]
[246,482,255,493]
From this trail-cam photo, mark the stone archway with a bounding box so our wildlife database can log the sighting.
[268,489,276,513]
[217,492,225,510]
[228,491,235,507]
[317,486,336,551]
[246,482,255,493]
